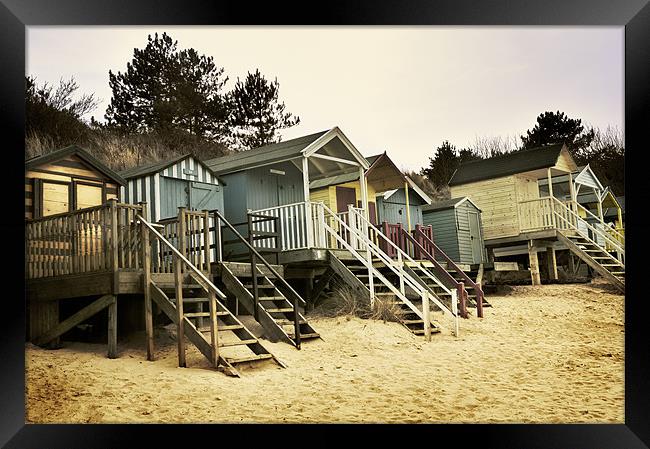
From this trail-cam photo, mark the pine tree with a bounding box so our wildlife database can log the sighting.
[104,33,228,140]
[226,69,300,150]
[520,111,595,154]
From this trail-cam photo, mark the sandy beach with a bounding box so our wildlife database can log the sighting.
[25,282,624,423]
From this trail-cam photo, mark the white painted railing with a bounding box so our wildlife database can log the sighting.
[549,197,624,266]
[317,202,459,337]
[251,202,311,251]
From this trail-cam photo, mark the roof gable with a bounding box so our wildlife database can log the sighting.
[573,164,604,191]
[119,153,223,184]
[204,127,369,177]
[25,145,126,185]
[449,144,569,186]
[422,196,481,212]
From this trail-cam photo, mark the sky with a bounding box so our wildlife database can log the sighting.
[26,26,623,172]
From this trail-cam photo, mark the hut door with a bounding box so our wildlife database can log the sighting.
[190,181,223,213]
[336,186,356,213]
[468,211,483,263]
[160,177,190,220]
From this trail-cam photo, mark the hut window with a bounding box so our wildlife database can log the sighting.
[75,182,103,210]
[41,181,70,217]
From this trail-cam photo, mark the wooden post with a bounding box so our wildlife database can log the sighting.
[208,288,219,368]
[359,166,369,221]
[487,247,495,263]
[404,180,412,232]
[302,157,314,248]
[546,246,558,281]
[422,292,431,342]
[107,296,118,359]
[140,203,154,361]
[547,168,556,228]
[568,251,576,275]
[528,240,541,286]
[176,207,187,368]
[109,199,119,293]
[457,283,468,319]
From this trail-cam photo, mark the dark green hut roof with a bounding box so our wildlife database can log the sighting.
[204,130,328,176]
[25,144,126,185]
[422,197,480,212]
[449,144,566,186]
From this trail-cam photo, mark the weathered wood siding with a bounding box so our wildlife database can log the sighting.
[309,179,376,214]
[26,154,119,220]
[450,175,519,240]
[120,155,222,222]
[421,208,460,261]
[376,188,425,228]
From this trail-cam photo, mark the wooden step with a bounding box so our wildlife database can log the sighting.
[170,297,210,304]
[258,296,286,301]
[276,319,308,326]
[184,312,211,318]
[264,308,294,313]
[287,332,320,340]
[227,354,274,364]
[243,284,276,289]
[219,339,258,347]
[412,328,441,335]
[402,319,424,324]
[197,324,244,332]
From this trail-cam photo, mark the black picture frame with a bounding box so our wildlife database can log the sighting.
[2,0,648,447]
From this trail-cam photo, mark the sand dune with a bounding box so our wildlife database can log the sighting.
[25,282,624,423]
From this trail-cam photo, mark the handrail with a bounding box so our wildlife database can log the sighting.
[550,197,625,258]
[209,209,304,347]
[319,204,458,332]
[408,228,484,318]
[553,208,625,267]
[346,206,454,298]
[321,202,457,323]
[250,201,306,214]
[136,214,228,301]
[570,200,625,243]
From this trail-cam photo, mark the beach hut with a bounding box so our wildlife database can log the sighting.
[119,154,224,222]
[375,177,431,230]
[203,127,370,248]
[25,145,125,219]
[449,144,624,290]
[421,197,485,265]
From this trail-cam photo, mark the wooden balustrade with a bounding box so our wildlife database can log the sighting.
[26,200,144,279]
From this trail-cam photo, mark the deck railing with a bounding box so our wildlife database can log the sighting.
[26,200,145,279]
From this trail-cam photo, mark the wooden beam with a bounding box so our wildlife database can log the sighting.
[107,296,118,358]
[33,294,115,346]
[359,166,369,219]
[302,157,314,248]
[528,241,541,286]
[309,153,360,166]
[546,246,558,281]
[404,180,412,231]
[141,204,154,361]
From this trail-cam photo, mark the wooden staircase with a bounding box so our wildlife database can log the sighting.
[328,253,443,336]
[219,263,320,347]
[150,272,283,377]
[557,232,625,292]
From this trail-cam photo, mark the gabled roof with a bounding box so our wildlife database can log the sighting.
[119,153,224,184]
[25,144,127,186]
[204,127,369,177]
[381,177,432,205]
[449,143,570,186]
[422,196,481,212]
[205,131,328,175]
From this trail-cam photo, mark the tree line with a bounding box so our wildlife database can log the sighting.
[418,111,624,197]
[26,32,300,169]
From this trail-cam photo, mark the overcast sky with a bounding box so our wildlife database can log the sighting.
[26,26,623,171]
